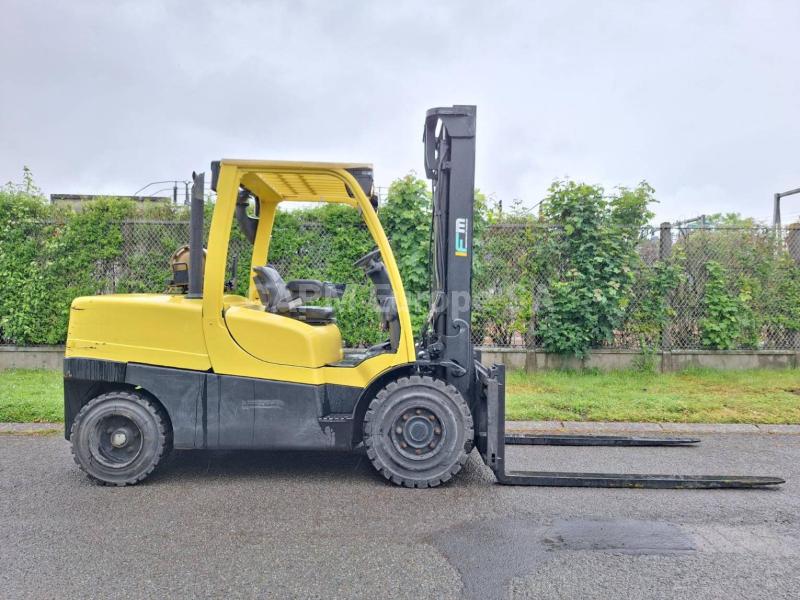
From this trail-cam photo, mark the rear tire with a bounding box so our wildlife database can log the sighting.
[363,375,473,488]
[70,390,170,486]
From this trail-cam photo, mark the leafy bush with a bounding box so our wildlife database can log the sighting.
[699,261,755,350]
[0,170,191,344]
[626,251,685,349]
[268,203,377,346]
[673,225,800,350]
[762,255,800,334]
[536,181,655,357]
[0,169,51,343]
[378,175,432,334]
[331,284,385,347]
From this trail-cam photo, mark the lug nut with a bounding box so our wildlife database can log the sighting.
[434,428,441,435]
[415,449,422,455]
[415,409,421,415]
[427,415,435,421]
[400,442,407,449]
[429,441,436,448]
[402,414,409,421]
[395,427,403,434]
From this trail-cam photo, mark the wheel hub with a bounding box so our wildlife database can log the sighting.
[392,408,443,456]
[90,414,143,468]
[110,429,129,448]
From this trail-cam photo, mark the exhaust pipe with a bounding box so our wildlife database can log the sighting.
[187,172,204,299]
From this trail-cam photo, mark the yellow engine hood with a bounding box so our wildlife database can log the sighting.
[66,294,210,371]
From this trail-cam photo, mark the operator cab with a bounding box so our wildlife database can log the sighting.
[210,161,406,371]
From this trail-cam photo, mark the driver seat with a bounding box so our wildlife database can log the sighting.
[252,266,335,325]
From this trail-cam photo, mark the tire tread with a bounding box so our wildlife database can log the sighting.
[70,390,169,486]
[363,375,473,489]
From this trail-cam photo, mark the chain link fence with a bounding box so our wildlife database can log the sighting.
[661,224,800,350]
[4,219,800,351]
[471,223,800,350]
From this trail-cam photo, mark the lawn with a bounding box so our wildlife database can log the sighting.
[506,368,800,423]
[0,368,798,424]
[0,369,64,423]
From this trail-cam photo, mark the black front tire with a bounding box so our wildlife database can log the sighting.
[70,390,170,486]
[363,375,473,488]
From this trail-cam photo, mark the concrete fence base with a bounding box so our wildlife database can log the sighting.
[1,345,798,373]
[478,348,800,372]
[0,346,65,371]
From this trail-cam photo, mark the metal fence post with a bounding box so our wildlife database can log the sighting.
[773,192,782,235]
[525,289,538,371]
[659,222,672,357]
[659,222,672,262]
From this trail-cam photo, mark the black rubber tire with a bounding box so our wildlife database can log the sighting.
[363,375,473,488]
[70,390,170,486]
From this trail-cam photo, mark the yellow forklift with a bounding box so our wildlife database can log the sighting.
[63,106,783,489]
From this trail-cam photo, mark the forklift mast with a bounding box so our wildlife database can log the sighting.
[419,106,478,399]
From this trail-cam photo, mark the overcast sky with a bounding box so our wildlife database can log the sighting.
[1,0,798,224]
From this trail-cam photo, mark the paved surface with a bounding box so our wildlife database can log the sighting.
[1,434,798,599]
[6,420,800,435]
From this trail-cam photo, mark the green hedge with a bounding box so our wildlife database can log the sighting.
[0,172,432,348]
[2,169,800,354]
[1,183,140,344]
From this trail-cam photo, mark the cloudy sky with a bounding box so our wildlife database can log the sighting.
[1,0,798,224]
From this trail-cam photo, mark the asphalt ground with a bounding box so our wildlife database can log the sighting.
[1,433,798,599]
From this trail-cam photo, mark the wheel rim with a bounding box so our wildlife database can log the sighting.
[390,407,445,460]
[374,387,464,476]
[89,414,144,469]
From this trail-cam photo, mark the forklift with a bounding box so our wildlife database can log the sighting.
[64,106,783,489]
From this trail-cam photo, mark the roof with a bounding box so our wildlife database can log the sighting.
[217,159,374,205]
[219,159,372,170]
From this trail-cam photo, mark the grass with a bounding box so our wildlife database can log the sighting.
[506,368,800,424]
[0,369,64,423]
[0,368,798,424]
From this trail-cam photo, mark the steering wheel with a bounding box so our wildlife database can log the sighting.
[353,248,381,269]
